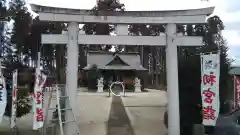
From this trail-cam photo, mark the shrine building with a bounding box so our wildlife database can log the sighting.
[83,51,147,90]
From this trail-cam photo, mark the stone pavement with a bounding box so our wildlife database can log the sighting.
[76,92,112,135]
[122,90,167,135]
[0,90,167,135]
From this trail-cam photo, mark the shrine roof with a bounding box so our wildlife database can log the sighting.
[83,51,147,71]
[229,66,240,75]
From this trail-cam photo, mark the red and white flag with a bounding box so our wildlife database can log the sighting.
[11,69,18,128]
[0,68,7,123]
[32,71,47,130]
[234,76,240,109]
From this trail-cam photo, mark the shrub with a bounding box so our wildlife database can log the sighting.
[5,86,32,118]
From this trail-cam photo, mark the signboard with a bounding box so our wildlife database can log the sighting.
[11,69,18,128]
[234,76,240,109]
[200,53,220,126]
[0,69,7,123]
[32,71,47,130]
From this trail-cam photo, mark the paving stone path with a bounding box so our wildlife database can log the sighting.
[107,96,134,135]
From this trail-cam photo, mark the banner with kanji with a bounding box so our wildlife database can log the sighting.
[11,69,18,128]
[234,76,240,109]
[0,64,7,123]
[0,69,7,123]
[201,53,220,126]
[32,71,47,130]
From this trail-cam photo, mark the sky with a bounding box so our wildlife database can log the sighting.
[26,0,240,65]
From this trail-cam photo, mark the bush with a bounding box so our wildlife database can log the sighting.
[5,86,32,118]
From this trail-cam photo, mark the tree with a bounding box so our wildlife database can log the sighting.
[83,0,125,52]
[200,16,230,113]
[28,18,65,83]
[0,22,5,57]
[4,0,66,117]
[0,0,8,57]
[79,0,126,78]
[4,2,65,117]
[9,0,32,58]
[87,64,100,91]
[0,0,8,20]
[128,24,166,88]
[3,0,34,118]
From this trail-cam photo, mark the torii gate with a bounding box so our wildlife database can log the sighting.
[30,4,214,135]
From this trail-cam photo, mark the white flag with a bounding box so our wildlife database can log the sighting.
[200,53,220,126]
[0,70,7,123]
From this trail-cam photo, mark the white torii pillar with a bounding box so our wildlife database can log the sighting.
[166,23,180,135]
[65,22,79,135]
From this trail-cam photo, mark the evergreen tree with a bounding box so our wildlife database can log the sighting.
[4,0,33,118]
[28,18,65,81]
[128,24,166,87]
[83,0,125,52]
[0,0,7,20]
[9,0,32,58]
[4,0,66,116]
[0,0,8,56]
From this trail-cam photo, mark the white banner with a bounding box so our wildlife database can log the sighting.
[11,69,18,128]
[200,53,220,126]
[0,69,7,123]
[32,70,47,130]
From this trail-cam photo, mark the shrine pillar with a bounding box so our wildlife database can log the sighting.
[65,22,79,135]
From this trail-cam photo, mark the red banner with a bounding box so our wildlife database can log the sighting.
[234,76,240,109]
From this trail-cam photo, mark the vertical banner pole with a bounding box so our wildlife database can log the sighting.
[11,69,18,134]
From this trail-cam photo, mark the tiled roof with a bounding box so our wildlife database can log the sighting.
[83,52,147,70]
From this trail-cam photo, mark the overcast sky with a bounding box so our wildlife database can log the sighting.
[27,0,240,65]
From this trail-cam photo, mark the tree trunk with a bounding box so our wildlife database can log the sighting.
[155,47,160,88]
[78,45,87,69]
[55,45,66,84]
